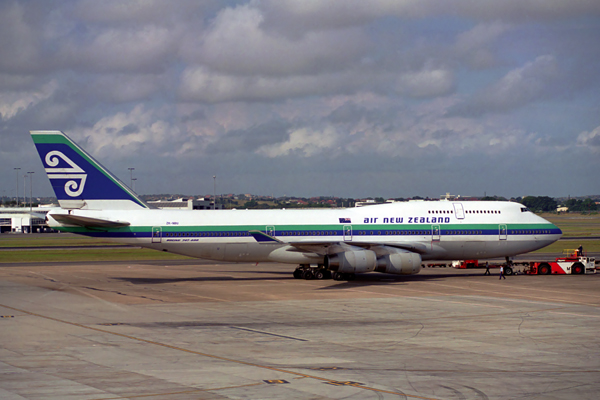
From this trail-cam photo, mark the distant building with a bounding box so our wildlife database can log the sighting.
[147,198,224,210]
[0,206,58,233]
[355,199,379,207]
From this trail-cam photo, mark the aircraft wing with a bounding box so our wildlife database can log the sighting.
[288,241,430,256]
[249,231,430,256]
[50,214,130,229]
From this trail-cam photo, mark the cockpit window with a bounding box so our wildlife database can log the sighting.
[521,207,530,212]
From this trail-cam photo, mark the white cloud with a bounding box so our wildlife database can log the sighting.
[259,0,426,34]
[257,126,340,157]
[396,66,454,98]
[60,25,179,73]
[196,4,369,76]
[180,66,369,103]
[75,105,180,158]
[92,73,168,103]
[259,0,600,33]
[454,22,510,68]
[0,80,57,121]
[73,0,202,24]
[577,126,600,152]
[451,55,560,116]
[486,55,559,106]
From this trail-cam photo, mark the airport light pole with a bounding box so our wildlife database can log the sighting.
[14,167,20,207]
[132,178,137,192]
[128,168,135,188]
[28,172,34,233]
[213,175,216,210]
[22,174,27,233]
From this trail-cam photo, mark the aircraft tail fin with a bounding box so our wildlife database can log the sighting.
[30,131,148,210]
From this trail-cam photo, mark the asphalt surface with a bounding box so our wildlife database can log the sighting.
[1,259,600,399]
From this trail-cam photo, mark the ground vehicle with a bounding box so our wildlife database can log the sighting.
[526,250,596,275]
[452,259,515,275]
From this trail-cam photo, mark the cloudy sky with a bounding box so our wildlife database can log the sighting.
[1,0,599,200]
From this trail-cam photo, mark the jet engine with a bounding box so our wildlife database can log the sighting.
[325,250,377,273]
[375,251,421,275]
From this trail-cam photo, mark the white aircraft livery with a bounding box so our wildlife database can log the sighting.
[31,131,562,280]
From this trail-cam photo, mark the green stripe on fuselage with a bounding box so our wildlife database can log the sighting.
[53,222,557,236]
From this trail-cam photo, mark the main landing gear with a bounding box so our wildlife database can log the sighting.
[293,265,355,281]
[504,256,514,276]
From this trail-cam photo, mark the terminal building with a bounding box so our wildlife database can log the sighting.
[0,206,58,233]
[147,198,224,210]
[0,198,224,234]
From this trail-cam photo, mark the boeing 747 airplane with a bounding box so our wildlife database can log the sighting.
[31,131,562,280]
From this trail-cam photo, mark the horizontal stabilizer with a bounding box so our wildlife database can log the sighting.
[51,214,130,228]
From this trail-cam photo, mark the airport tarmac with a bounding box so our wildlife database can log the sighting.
[1,260,599,400]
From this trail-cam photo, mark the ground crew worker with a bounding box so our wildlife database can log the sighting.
[499,265,506,280]
[484,262,490,275]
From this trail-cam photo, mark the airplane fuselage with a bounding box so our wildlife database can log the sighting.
[48,200,561,264]
[32,130,562,278]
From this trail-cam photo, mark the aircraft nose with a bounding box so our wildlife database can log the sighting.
[552,223,563,238]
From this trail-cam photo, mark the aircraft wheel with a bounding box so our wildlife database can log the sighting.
[302,270,314,280]
[504,267,513,276]
[538,263,551,275]
[572,263,584,274]
[293,269,303,279]
[346,273,355,281]
[314,270,325,280]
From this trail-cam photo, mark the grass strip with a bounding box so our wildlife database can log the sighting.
[0,237,117,248]
[0,248,192,263]
[531,239,600,255]
[541,214,600,237]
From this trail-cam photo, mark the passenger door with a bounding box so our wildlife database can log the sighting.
[266,226,275,237]
[152,226,162,243]
[499,224,507,240]
[343,225,352,241]
[453,203,465,219]
[432,225,440,241]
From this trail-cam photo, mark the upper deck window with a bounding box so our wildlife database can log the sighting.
[521,207,530,212]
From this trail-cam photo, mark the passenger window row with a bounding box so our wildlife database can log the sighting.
[165,232,251,237]
[163,227,553,238]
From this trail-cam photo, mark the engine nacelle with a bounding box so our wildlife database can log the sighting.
[376,252,421,275]
[325,250,377,273]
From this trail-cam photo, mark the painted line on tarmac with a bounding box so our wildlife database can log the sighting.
[90,382,264,400]
[425,281,600,307]
[549,311,600,319]
[336,285,508,308]
[474,279,600,299]
[230,326,309,341]
[0,303,441,400]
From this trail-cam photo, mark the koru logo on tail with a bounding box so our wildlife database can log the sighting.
[45,151,87,197]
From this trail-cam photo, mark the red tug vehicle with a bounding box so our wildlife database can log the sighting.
[451,249,597,276]
[525,250,596,275]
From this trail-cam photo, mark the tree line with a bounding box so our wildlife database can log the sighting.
[521,196,597,212]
